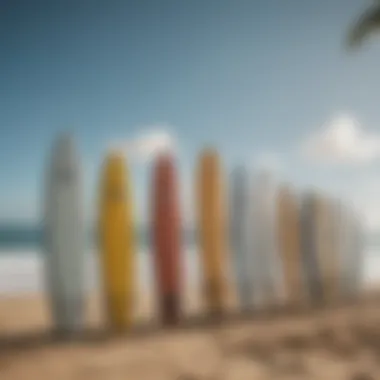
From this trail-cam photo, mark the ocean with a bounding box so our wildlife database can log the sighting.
[0,225,197,250]
[0,225,201,295]
[0,225,379,295]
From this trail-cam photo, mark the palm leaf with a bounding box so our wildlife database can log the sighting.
[347,2,380,48]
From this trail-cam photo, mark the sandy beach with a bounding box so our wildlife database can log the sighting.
[0,249,379,379]
[0,290,380,379]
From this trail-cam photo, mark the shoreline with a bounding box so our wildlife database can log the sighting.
[0,247,379,296]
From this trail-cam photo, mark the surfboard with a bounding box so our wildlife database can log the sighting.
[315,195,339,303]
[151,152,182,325]
[251,171,284,308]
[299,192,323,303]
[276,184,304,307]
[350,208,365,297]
[331,198,354,301]
[329,197,343,301]
[98,151,136,330]
[335,200,349,298]
[196,148,227,315]
[229,165,254,310]
[337,202,364,299]
[44,133,85,335]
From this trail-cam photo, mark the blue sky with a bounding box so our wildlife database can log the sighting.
[2,0,380,228]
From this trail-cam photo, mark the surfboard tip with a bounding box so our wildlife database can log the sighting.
[105,140,126,158]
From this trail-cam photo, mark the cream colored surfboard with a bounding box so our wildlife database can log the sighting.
[300,192,323,302]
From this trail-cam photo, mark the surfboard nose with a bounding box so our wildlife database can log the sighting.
[51,133,79,168]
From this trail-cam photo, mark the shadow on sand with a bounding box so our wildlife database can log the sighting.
[0,292,378,355]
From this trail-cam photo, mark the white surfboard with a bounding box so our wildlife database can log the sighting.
[251,171,284,307]
[229,166,254,310]
[337,202,365,298]
[43,134,85,334]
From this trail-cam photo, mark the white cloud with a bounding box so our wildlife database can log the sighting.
[300,114,380,165]
[108,125,177,163]
[128,128,177,162]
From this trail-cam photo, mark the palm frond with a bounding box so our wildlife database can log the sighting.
[347,3,380,48]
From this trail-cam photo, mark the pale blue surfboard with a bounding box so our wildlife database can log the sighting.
[43,134,85,335]
[337,202,365,298]
[251,171,284,307]
[229,166,254,310]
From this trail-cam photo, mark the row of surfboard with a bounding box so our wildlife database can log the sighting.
[44,134,364,335]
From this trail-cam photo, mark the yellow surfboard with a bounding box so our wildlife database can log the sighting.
[315,194,339,303]
[196,147,227,314]
[98,151,136,330]
[276,185,305,306]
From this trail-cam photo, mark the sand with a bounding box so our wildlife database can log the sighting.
[0,290,380,379]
